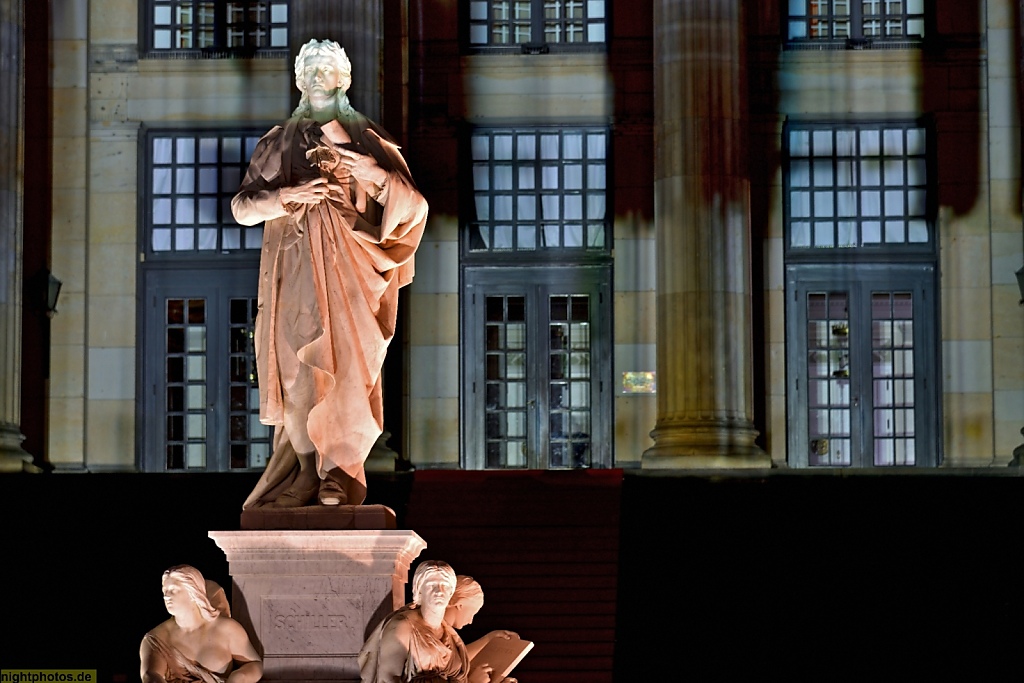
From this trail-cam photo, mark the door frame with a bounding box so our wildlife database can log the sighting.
[138,264,259,471]
[461,264,613,469]
[785,262,941,468]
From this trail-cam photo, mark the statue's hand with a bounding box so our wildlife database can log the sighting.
[485,630,518,642]
[336,148,388,189]
[279,177,341,207]
[467,663,493,683]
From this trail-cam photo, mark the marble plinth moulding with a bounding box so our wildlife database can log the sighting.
[209,529,426,682]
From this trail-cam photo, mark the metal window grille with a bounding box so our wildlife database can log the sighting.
[786,0,923,48]
[468,0,606,51]
[149,0,288,54]
[147,131,265,256]
[785,123,931,253]
[468,128,609,254]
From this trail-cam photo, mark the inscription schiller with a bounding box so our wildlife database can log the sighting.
[262,594,363,655]
[273,613,350,629]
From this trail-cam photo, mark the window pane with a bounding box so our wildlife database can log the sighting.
[153,168,172,194]
[518,196,536,220]
[494,135,513,160]
[564,165,582,189]
[791,160,810,188]
[154,198,172,224]
[494,166,513,190]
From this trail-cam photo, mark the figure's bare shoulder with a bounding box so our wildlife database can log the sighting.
[144,618,175,642]
[211,615,262,659]
[210,615,249,644]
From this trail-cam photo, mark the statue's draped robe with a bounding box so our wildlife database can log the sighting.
[358,606,470,683]
[142,634,225,683]
[232,114,428,507]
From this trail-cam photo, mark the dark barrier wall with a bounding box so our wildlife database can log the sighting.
[2,470,1023,680]
[615,472,1024,679]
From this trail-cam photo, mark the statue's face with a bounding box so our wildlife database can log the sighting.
[300,54,343,108]
[161,574,191,617]
[445,597,483,628]
[417,576,455,611]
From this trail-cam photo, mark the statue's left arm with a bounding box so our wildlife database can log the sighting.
[223,618,264,683]
[338,132,429,270]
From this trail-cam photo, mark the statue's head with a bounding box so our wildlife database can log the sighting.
[410,560,457,609]
[162,564,221,622]
[445,575,484,629]
[292,39,353,118]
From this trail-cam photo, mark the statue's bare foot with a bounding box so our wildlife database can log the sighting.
[271,468,320,507]
[318,468,349,506]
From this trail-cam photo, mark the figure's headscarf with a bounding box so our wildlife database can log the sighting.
[163,564,221,622]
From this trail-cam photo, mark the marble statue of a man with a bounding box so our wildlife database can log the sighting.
[232,39,428,508]
[140,565,263,683]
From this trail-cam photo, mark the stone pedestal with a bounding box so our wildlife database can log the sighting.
[209,528,426,682]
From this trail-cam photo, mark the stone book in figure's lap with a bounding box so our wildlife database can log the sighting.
[472,633,534,682]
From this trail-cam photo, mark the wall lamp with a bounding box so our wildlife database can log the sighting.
[35,268,62,318]
[1011,264,1024,466]
[1016,264,1024,306]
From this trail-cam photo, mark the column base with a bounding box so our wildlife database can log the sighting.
[0,423,39,473]
[642,419,771,469]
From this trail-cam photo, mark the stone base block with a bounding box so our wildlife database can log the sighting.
[240,504,397,530]
[209,529,426,682]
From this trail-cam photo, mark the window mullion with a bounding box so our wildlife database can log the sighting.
[850,0,862,39]
[532,0,544,47]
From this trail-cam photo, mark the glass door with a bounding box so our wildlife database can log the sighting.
[786,264,938,467]
[463,266,612,469]
[140,267,268,471]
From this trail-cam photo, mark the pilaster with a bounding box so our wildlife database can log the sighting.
[0,0,32,472]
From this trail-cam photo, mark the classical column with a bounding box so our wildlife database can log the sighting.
[643,0,769,468]
[0,0,32,472]
[290,0,384,122]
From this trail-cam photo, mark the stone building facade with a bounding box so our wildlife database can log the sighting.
[1,0,1021,474]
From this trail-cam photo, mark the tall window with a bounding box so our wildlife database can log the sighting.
[140,129,266,472]
[462,125,613,470]
[785,121,933,257]
[467,0,607,52]
[784,120,939,468]
[146,1,289,55]
[786,0,924,48]
[467,127,610,256]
